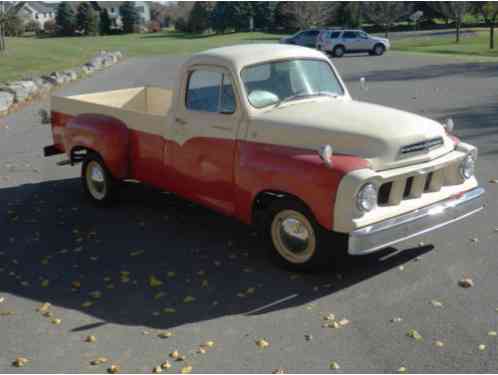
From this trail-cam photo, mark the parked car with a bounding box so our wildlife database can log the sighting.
[44,44,484,271]
[280,29,321,48]
[317,29,390,57]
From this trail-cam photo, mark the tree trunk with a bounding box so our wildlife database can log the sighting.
[491,25,495,50]
[0,1,5,52]
[456,20,460,43]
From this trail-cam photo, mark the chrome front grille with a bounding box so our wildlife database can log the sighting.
[378,166,449,206]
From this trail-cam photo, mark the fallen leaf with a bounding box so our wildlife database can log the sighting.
[130,250,144,257]
[90,357,108,365]
[323,313,336,321]
[434,340,445,347]
[153,366,162,373]
[72,280,81,289]
[0,297,4,303]
[330,361,340,370]
[89,291,102,299]
[180,365,192,374]
[304,334,313,341]
[1,311,16,317]
[458,278,474,288]
[12,357,29,367]
[391,317,403,323]
[183,296,195,303]
[430,300,444,308]
[399,265,405,271]
[154,292,166,300]
[201,280,209,288]
[169,351,180,360]
[158,331,174,339]
[406,329,423,340]
[398,366,407,373]
[489,179,498,184]
[256,338,270,348]
[149,275,163,288]
[85,335,97,343]
[51,318,62,325]
[204,340,215,348]
[108,364,120,373]
[167,272,176,278]
[163,308,176,314]
[36,302,51,313]
[42,311,53,318]
[339,318,350,327]
[41,279,49,287]
[272,368,287,374]
[81,301,94,308]
[198,347,207,354]
[479,344,487,351]
[161,361,171,369]
[488,331,497,336]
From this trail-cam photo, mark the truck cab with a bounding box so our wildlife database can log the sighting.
[44,44,484,271]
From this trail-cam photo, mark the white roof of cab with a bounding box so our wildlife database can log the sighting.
[186,43,329,73]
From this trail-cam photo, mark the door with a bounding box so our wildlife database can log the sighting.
[357,31,371,51]
[171,66,240,215]
[342,31,362,51]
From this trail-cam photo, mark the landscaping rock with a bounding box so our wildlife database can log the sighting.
[42,72,64,86]
[63,70,78,81]
[32,77,53,94]
[81,64,94,75]
[1,81,37,102]
[0,91,15,113]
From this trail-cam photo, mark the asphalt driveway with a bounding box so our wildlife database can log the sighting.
[1,51,497,372]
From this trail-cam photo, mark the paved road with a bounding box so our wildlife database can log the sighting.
[1,52,498,372]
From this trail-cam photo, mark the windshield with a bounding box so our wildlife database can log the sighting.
[241,59,345,108]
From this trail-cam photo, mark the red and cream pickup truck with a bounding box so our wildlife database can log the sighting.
[44,44,485,270]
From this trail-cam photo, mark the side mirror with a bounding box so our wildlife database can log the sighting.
[248,90,279,108]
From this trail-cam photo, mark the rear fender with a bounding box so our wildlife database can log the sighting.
[64,114,129,179]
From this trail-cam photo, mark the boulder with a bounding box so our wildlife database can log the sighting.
[63,70,78,81]
[42,72,64,85]
[32,77,53,94]
[81,64,94,75]
[1,80,37,102]
[0,91,15,113]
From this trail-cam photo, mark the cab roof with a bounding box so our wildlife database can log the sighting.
[186,43,329,73]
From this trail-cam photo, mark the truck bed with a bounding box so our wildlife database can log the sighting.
[51,87,173,138]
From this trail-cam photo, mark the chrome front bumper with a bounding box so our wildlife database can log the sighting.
[348,187,485,255]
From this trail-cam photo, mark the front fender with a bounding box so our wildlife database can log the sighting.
[64,114,129,179]
[235,142,369,230]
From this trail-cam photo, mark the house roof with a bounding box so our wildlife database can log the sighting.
[25,2,55,13]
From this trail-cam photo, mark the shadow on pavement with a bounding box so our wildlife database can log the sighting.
[0,177,433,330]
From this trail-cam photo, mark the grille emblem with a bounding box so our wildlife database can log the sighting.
[400,137,444,154]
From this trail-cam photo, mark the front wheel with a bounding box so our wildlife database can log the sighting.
[372,44,385,56]
[332,45,345,58]
[82,153,118,206]
[266,199,347,272]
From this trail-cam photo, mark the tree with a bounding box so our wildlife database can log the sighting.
[475,2,498,49]
[188,2,211,33]
[432,2,469,43]
[362,2,410,37]
[77,2,98,35]
[0,1,25,52]
[99,8,111,35]
[280,2,338,30]
[335,2,362,27]
[273,1,297,32]
[55,2,76,36]
[252,1,274,30]
[209,2,229,33]
[120,2,139,33]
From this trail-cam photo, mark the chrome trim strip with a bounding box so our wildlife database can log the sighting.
[348,187,485,255]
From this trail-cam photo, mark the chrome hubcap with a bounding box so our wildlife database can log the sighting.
[86,161,106,200]
[271,210,316,264]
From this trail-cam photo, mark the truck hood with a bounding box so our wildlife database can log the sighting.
[251,99,454,171]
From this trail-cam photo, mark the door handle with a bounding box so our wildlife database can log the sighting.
[176,117,188,126]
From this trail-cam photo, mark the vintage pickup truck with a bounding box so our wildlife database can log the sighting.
[44,44,485,270]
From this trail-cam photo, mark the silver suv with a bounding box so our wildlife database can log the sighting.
[316,29,390,57]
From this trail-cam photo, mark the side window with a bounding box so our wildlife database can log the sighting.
[343,31,357,39]
[359,31,368,39]
[220,74,236,114]
[329,31,341,39]
[186,70,222,113]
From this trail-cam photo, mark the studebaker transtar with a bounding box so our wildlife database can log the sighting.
[44,44,485,271]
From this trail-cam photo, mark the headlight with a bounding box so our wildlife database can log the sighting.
[356,183,377,212]
[459,153,475,180]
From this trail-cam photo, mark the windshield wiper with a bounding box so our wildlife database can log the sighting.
[277,91,340,107]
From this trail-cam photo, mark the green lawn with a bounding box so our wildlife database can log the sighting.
[392,30,498,58]
[0,31,285,82]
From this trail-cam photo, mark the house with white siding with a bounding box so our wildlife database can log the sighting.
[18,2,57,30]
[97,1,151,28]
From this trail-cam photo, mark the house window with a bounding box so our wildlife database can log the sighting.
[110,7,115,13]
[136,6,144,13]
[35,13,39,19]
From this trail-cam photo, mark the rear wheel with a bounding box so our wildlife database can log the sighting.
[82,153,117,206]
[265,199,347,272]
[372,43,385,56]
[333,45,345,58]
